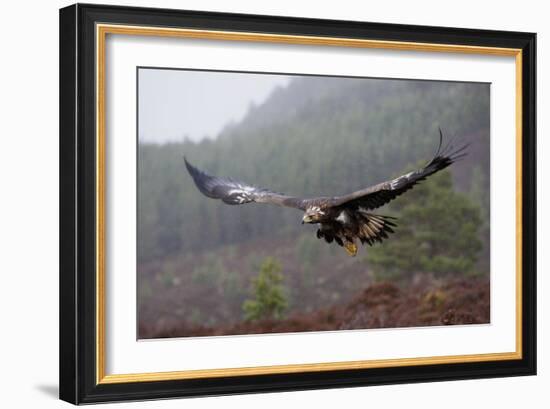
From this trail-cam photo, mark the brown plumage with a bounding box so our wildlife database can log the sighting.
[184,130,467,256]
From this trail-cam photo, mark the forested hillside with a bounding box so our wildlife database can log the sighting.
[137,75,490,338]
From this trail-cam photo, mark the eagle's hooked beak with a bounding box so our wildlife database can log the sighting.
[302,214,312,224]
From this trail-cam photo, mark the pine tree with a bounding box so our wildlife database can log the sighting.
[368,169,483,281]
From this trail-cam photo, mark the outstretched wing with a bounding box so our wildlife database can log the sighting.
[329,130,468,210]
[184,158,307,210]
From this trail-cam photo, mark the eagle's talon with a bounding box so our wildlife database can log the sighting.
[343,242,357,257]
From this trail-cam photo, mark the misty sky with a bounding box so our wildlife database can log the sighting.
[138,69,291,143]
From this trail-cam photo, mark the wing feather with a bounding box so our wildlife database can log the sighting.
[184,158,307,210]
[329,130,468,210]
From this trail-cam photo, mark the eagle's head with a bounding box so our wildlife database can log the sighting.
[302,206,325,224]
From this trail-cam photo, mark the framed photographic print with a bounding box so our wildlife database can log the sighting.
[59,3,536,404]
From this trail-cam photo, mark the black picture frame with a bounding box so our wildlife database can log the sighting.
[59,3,536,404]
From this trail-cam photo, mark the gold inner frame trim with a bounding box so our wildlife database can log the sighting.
[95,23,523,385]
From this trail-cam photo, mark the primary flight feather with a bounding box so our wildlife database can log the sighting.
[184,130,467,256]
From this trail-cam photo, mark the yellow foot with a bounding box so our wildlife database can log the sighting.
[343,241,357,257]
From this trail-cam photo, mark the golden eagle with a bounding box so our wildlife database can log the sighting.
[184,131,467,256]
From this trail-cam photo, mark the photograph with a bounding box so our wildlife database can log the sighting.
[136,68,491,339]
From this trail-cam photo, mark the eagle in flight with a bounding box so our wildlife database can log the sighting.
[184,131,467,256]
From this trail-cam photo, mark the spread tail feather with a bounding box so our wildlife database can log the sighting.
[315,213,398,256]
[358,213,397,247]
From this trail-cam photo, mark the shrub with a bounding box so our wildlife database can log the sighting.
[243,257,288,321]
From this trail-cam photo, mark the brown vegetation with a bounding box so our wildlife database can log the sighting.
[139,277,489,339]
